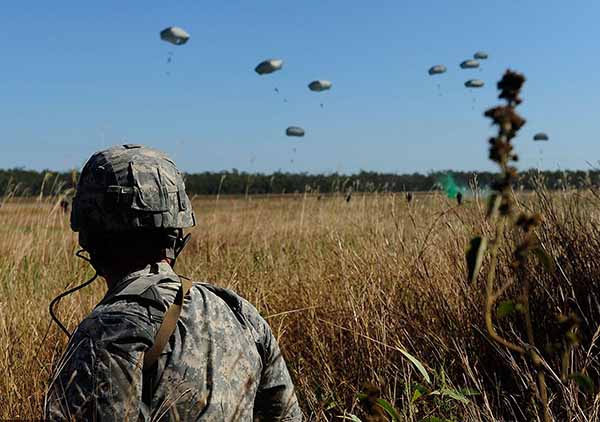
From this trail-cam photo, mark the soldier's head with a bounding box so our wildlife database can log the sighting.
[71,144,195,278]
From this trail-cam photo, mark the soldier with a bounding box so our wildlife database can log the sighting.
[59,198,69,214]
[45,144,303,421]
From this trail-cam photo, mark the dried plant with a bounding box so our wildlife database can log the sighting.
[467,70,593,421]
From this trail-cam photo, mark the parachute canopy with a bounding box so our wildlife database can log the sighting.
[160,27,190,45]
[474,51,489,60]
[465,79,484,88]
[428,65,447,75]
[286,126,305,137]
[533,132,549,141]
[460,60,480,69]
[308,80,332,92]
[255,59,283,75]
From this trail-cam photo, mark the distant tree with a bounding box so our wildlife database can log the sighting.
[0,168,596,197]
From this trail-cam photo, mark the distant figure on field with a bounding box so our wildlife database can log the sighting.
[346,189,352,203]
[59,199,69,214]
[456,191,463,206]
[406,192,413,204]
[45,144,302,421]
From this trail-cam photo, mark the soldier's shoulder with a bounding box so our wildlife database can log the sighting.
[73,297,155,344]
[197,282,269,335]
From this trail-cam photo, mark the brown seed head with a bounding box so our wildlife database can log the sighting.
[516,212,542,232]
[484,106,526,135]
[497,70,526,105]
[360,383,387,421]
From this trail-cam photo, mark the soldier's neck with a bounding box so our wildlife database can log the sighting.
[104,258,173,289]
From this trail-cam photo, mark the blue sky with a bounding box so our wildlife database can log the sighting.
[1,1,598,174]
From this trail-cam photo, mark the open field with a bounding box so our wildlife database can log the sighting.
[1,190,600,421]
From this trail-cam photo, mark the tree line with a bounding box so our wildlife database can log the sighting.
[1,168,598,197]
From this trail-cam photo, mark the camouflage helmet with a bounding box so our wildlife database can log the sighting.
[71,144,195,235]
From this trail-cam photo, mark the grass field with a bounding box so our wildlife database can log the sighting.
[1,190,599,421]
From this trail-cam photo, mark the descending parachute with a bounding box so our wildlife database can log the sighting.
[286,126,305,137]
[533,132,549,141]
[465,79,484,88]
[429,65,447,96]
[460,60,480,69]
[160,27,190,45]
[474,51,489,60]
[308,80,332,92]
[255,59,283,75]
[428,65,447,75]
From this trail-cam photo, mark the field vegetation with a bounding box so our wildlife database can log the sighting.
[1,186,599,421]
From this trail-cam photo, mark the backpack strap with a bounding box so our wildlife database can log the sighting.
[99,272,194,371]
[142,278,193,370]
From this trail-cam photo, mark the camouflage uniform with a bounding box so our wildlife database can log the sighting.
[45,145,303,421]
[45,263,302,420]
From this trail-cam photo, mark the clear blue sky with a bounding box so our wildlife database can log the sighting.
[1,1,598,174]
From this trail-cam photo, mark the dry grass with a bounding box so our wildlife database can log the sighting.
[1,190,600,421]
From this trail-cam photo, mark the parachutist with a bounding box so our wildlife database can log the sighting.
[465,79,484,88]
[255,59,283,75]
[308,80,332,92]
[160,27,190,45]
[460,60,480,69]
[286,126,305,137]
[428,65,447,75]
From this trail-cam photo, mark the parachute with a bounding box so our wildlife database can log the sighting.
[255,59,283,75]
[533,132,549,141]
[474,51,489,60]
[308,80,332,92]
[465,79,484,88]
[460,60,480,69]
[286,126,305,137]
[160,27,190,45]
[428,65,447,75]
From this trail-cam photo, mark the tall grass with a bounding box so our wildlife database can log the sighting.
[0,189,599,420]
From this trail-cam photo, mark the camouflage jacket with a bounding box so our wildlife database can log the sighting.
[45,263,303,421]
